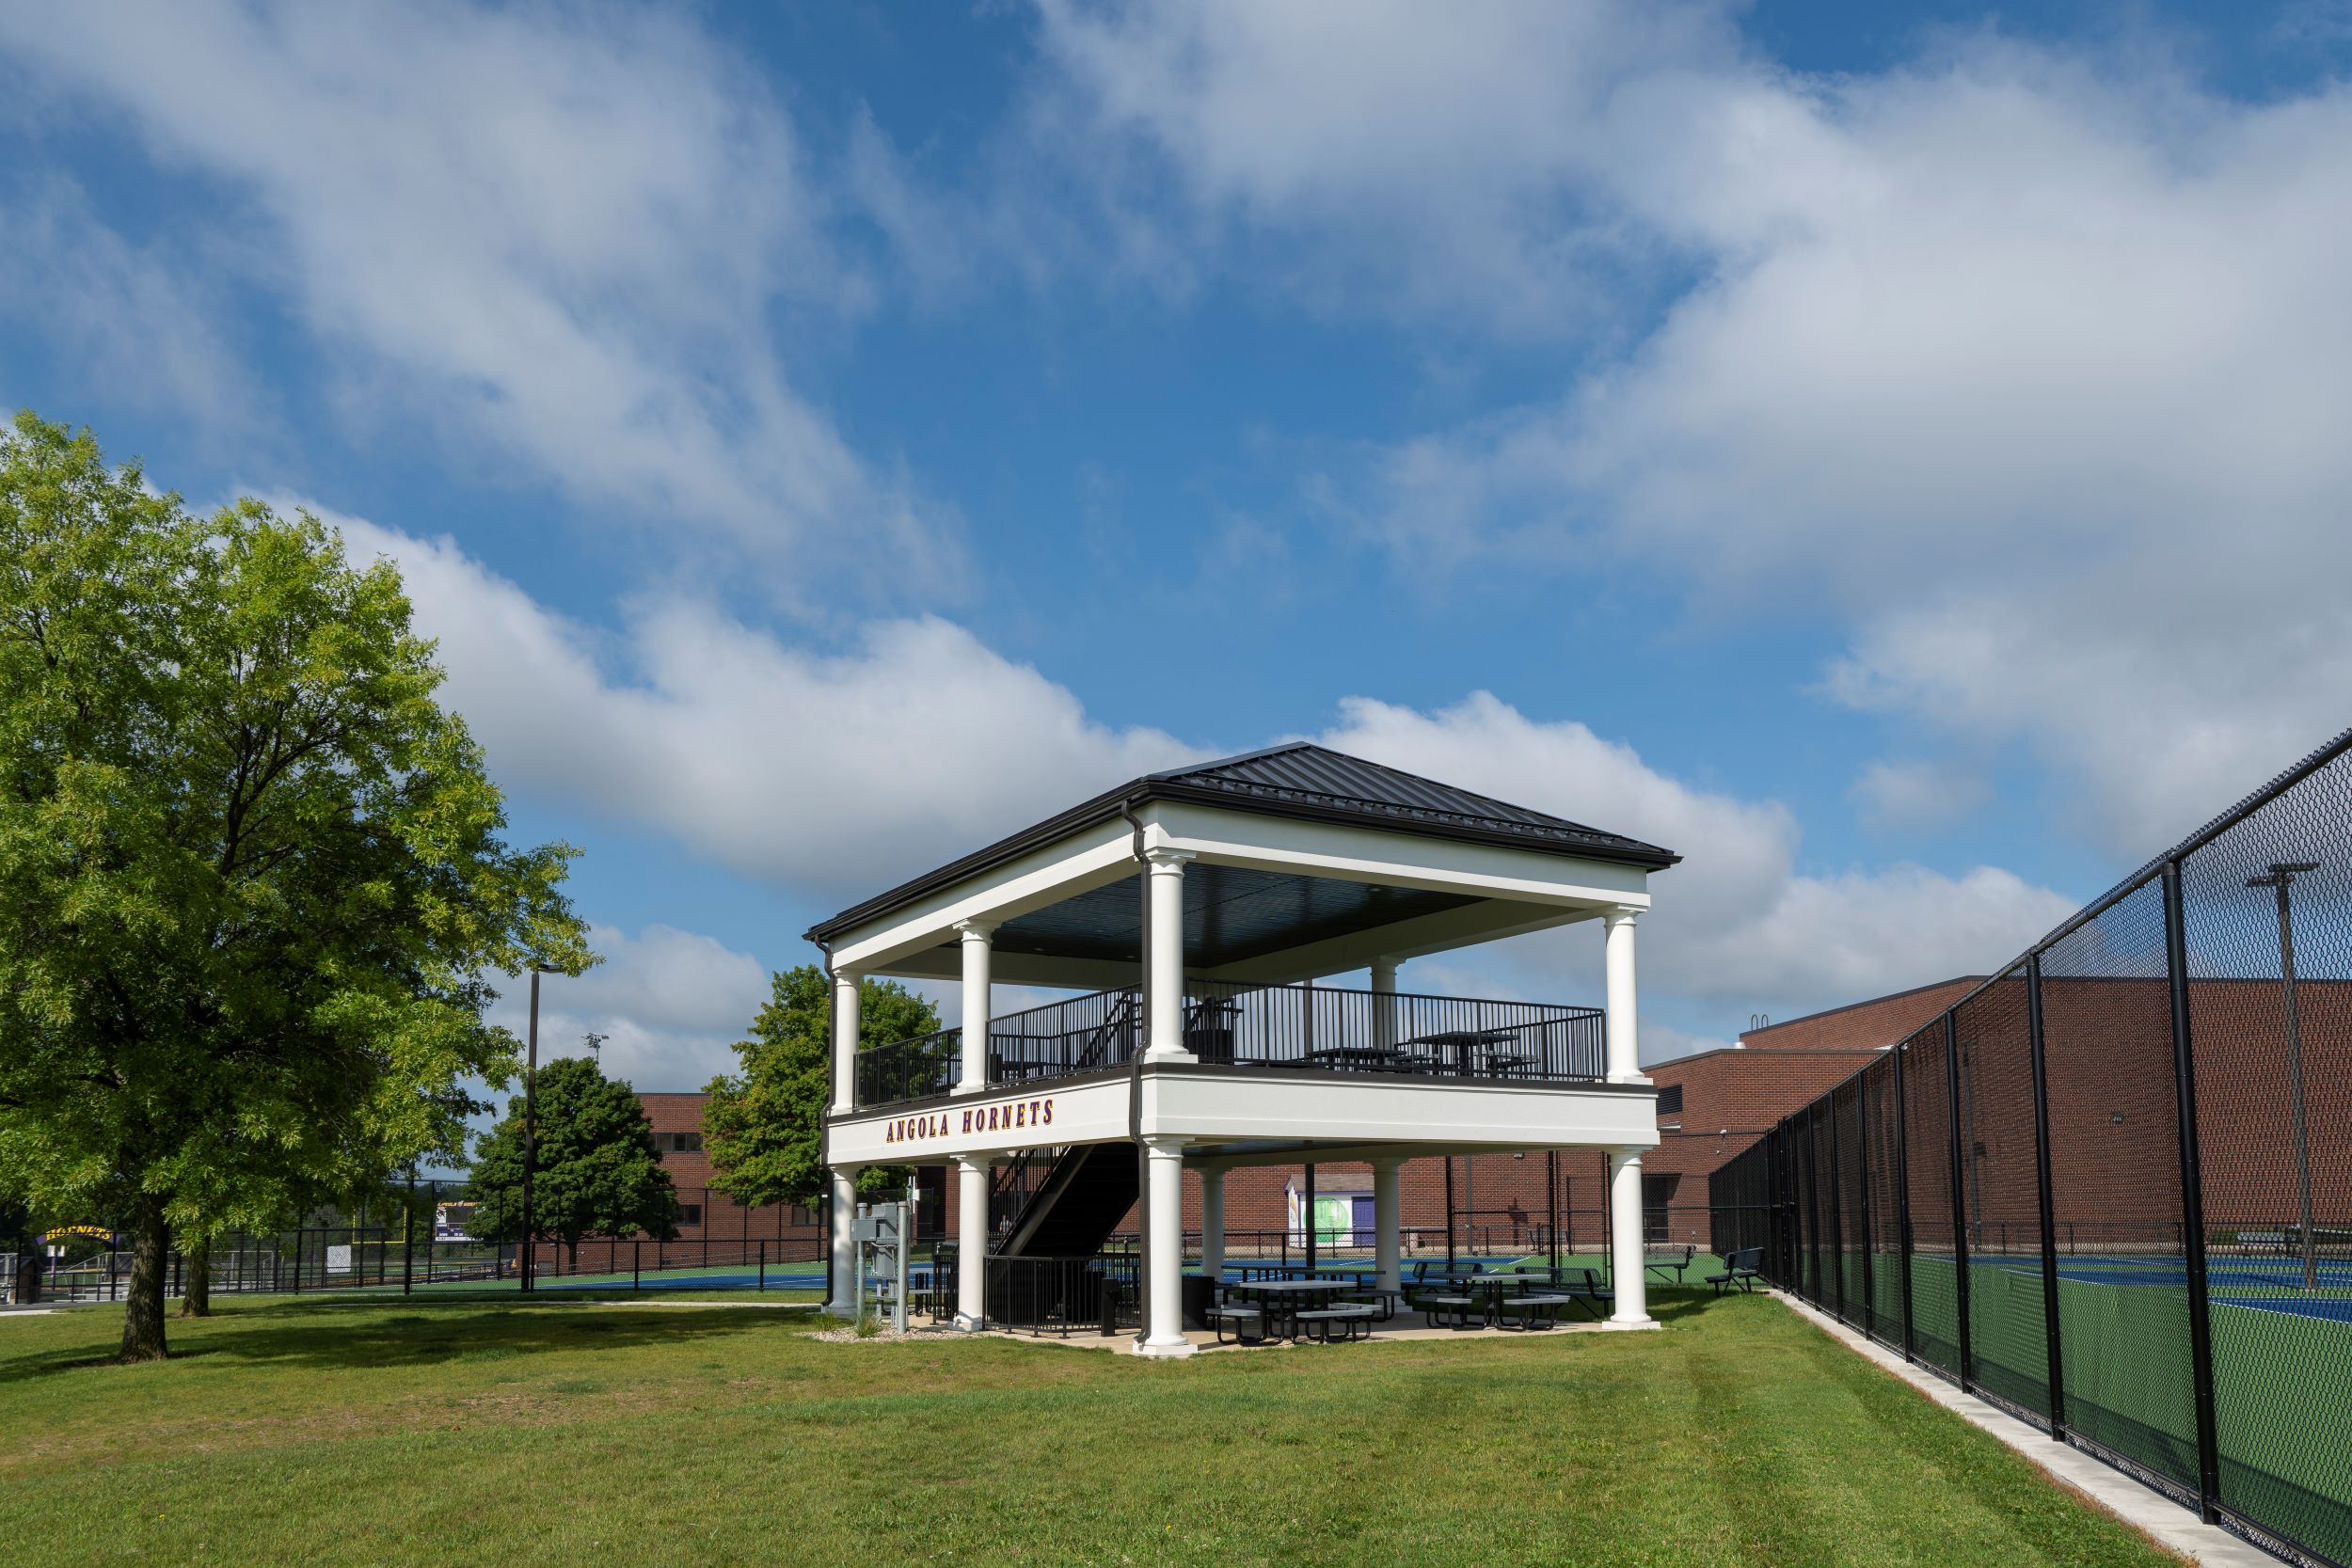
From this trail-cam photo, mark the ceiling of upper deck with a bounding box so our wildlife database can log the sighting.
[977,865,1480,970]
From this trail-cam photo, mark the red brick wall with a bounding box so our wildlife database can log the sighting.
[1740,977,1986,1053]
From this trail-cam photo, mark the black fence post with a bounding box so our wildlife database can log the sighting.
[2163,859,2224,1525]
[1893,1033,1916,1361]
[1825,1091,1846,1323]
[1857,1074,1875,1338]
[2026,956,2065,1438]
[1944,1012,1973,1390]
[403,1168,416,1298]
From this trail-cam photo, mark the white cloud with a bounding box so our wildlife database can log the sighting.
[332,511,2067,1050]
[326,509,1198,903]
[1041,8,2352,856]
[0,0,950,591]
[487,923,773,1094]
[1315,693,2074,1018]
[1850,758,1989,833]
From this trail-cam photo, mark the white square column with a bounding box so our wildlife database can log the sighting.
[1141,848,1196,1064]
[1199,1165,1226,1282]
[1136,1136,1195,1356]
[1608,1147,1654,1327]
[1372,1157,1403,1292]
[1371,957,1399,1050]
[831,969,862,1113]
[955,1153,991,1329]
[1602,908,1645,1084]
[825,1164,863,1319]
[956,920,993,1094]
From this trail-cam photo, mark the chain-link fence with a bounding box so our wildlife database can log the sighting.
[4,1178,830,1303]
[1712,725,2352,1568]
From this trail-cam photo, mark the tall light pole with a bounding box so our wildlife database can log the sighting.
[2248,861,2321,1291]
[519,966,560,1295]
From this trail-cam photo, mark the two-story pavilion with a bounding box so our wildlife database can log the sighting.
[806,744,1678,1355]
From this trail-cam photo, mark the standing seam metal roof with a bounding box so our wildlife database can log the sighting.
[804,741,1677,944]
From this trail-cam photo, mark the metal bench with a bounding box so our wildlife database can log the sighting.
[1559,1267,1614,1321]
[1707,1247,1764,1296]
[1209,1304,1266,1345]
[1292,1305,1377,1343]
[1417,1292,1486,1330]
[1340,1286,1406,1322]
[1645,1244,1696,1283]
[1497,1293,1574,1331]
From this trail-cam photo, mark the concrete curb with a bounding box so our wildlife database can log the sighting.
[1775,1293,2272,1567]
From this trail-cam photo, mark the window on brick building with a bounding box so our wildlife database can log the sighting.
[678,1204,703,1227]
[655,1132,703,1154]
[1656,1085,1684,1117]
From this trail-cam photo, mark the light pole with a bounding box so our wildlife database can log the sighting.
[2248,862,2322,1291]
[519,965,560,1295]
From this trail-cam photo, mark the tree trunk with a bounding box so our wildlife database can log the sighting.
[119,1194,169,1362]
[178,1235,212,1318]
[566,1238,580,1271]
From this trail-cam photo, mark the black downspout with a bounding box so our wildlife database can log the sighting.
[818,936,837,1315]
[1121,801,1151,1346]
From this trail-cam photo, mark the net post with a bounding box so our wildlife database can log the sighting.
[1944,1011,1973,1391]
[2163,858,2224,1524]
[2026,955,2065,1437]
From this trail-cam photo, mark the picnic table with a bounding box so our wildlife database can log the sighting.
[1396,1026,1536,1077]
[1222,1277,1367,1339]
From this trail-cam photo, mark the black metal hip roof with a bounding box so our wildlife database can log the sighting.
[804,741,1678,946]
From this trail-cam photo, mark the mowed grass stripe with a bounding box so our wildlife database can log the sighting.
[0,1291,2185,1568]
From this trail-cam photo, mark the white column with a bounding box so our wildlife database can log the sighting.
[956,920,993,1094]
[1602,908,1645,1084]
[1372,1158,1402,1292]
[1608,1147,1654,1327]
[1137,1136,1195,1356]
[831,969,862,1112]
[1371,957,1398,1050]
[825,1164,862,1318]
[955,1153,991,1329]
[1142,848,1195,1064]
[1199,1165,1226,1282]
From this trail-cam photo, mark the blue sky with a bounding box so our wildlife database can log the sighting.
[5,0,2351,1090]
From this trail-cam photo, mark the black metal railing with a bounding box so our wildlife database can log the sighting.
[926,1245,1140,1337]
[1712,722,2352,1568]
[856,980,1607,1107]
[855,1023,961,1107]
[985,988,1143,1087]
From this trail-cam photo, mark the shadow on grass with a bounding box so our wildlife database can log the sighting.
[0,1297,824,1382]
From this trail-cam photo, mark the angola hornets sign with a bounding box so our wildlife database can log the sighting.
[882,1096,1056,1145]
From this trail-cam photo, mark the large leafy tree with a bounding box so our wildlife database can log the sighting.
[0,413,593,1360]
[469,1056,679,1267]
[703,966,934,1208]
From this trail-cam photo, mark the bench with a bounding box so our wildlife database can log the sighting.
[1497,1293,1574,1331]
[1707,1247,1764,1296]
[1340,1286,1406,1322]
[1292,1305,1377,1343]
[1417,1292,1486,1331]
[1559,1267,1614,1321]
[1209,1305,1266,1346]
[1645,1244,1696,1283]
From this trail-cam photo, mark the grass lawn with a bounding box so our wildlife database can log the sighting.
[0,1287,2186,1568]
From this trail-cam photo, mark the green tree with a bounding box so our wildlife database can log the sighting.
[469,1056,679,1266]
[0,413,593,1360]
[703,966,935,1208]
